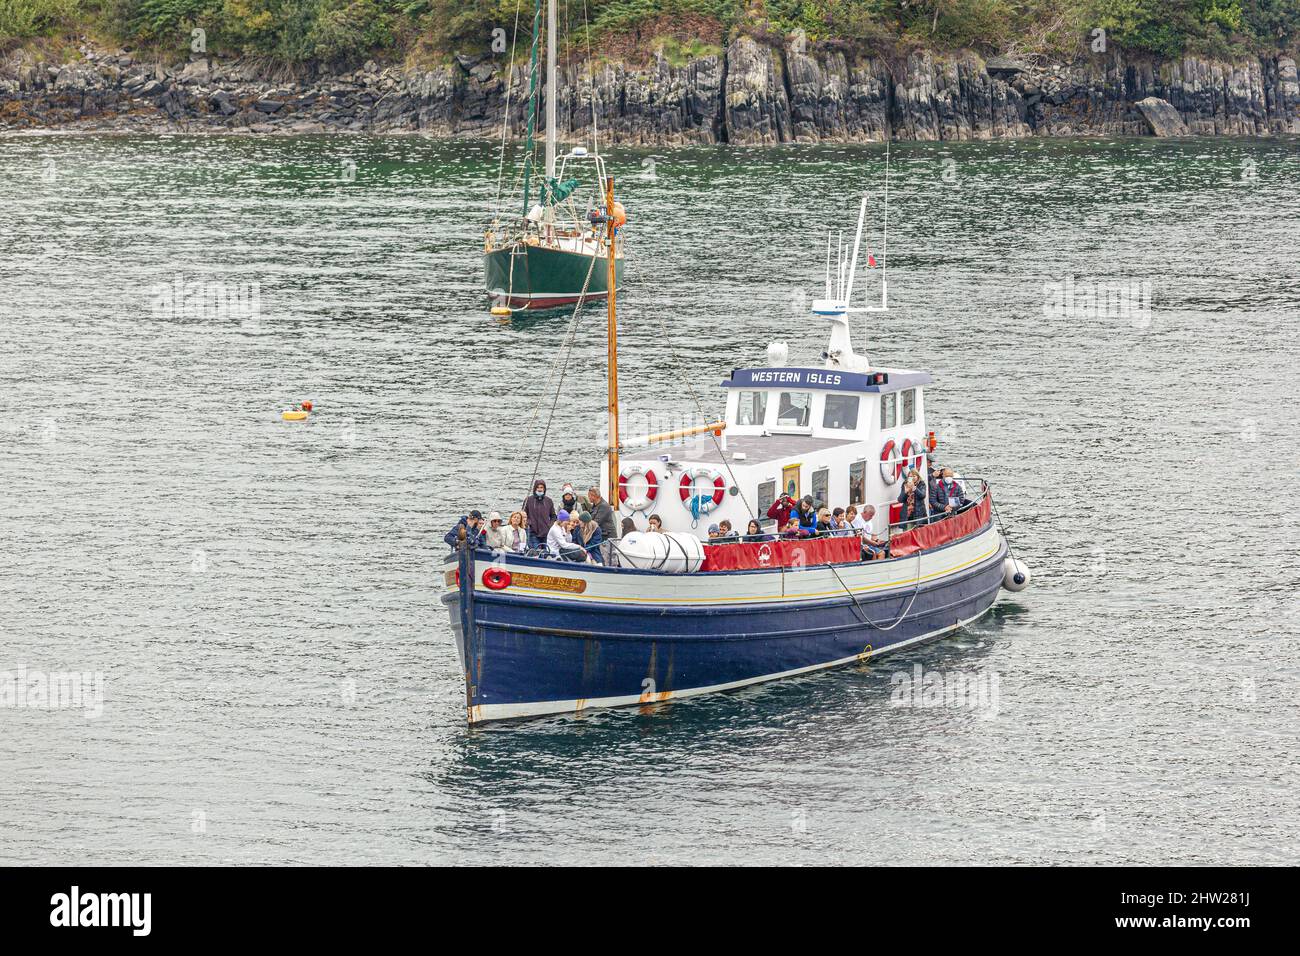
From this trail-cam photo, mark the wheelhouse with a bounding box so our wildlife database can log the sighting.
[606,364,934,539]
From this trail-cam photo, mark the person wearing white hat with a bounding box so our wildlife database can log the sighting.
[484,511,509,550]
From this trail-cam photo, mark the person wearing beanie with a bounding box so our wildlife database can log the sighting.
[559,483,579,517]
[547,509,585,561]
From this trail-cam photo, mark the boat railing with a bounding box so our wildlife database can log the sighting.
[885,476,993,535]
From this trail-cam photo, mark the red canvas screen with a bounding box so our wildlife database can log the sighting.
[700,535,860,572]
[887,496,992,557]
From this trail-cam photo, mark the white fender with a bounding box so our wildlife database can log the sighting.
[1002,557,1031,592]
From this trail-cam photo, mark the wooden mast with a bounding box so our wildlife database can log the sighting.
[605,176,620,508]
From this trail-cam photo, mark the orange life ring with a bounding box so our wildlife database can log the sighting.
[618,465,658,511]
[679,467,725,513]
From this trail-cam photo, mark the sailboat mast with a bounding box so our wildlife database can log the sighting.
[605,176,620,507]
[545,0,557,182]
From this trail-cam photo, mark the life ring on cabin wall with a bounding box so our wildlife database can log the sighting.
[899,437,925,473]
[679,467,725,513]
[619,465,659,512]
[880,439,900,484]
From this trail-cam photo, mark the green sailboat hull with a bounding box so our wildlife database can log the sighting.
[484,243,624,311]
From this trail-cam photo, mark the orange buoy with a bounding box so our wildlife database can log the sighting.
[301,401,313,412]
[610,201,627,228]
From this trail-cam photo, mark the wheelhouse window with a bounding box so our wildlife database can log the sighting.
[776,391,811,427]
[880,393,897,429]
[822,394,860,430]
[735,390,768,426]
[757,479,776,521]
[849,460,866,505]
[901,388,916,426]
[812,468,828,508]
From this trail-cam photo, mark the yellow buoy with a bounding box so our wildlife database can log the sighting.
[282,410,309,422]
[490,305,512,317]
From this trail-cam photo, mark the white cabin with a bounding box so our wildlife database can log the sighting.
[605,360,932,539]
[603,194,934,540]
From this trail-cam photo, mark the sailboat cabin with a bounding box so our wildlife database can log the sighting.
[608,360,933,539]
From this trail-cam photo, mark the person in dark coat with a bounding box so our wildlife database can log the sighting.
[743,519,774,542]
[897,476,928,528]
[444,511,486,550]
[523,480,556,549]
[585,486,617,563]
[930,468,968,516]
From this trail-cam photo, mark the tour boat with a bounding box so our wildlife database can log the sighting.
[483,0,625,312]
[443,188,1029,724]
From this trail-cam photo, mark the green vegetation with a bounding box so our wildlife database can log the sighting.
[2,0,1296,65]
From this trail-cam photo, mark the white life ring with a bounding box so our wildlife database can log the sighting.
[880,439,900,484]
[679,467,725,514]
[618,465,659,512]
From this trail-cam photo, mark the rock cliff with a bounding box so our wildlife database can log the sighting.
[2,37,1297,140]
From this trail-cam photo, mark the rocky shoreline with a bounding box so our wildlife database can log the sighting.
[2,37,1297,141]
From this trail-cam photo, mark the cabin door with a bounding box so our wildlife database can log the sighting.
[782,463,801,500]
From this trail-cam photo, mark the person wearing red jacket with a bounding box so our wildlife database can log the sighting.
[766,492,797,524]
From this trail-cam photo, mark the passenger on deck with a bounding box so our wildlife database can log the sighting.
[484,511,508,550]
[504,511,529,553]
[647,514,664,533]
[559,483,580,517]
[766,491,798,525]
[444,510,486,550]
[897,474,928,528]
[854,504,887,560]
[621,516,637,537]
[781,517,806,539]
[814,506,835,535]
[931,467,969,516]
[744,519,773,542]
[707,523,721,539]
[577,511,603,564]
[795,495,819,534]
[547,510,585,562]
[586,486,617,563]
[846,505,868,534]
[716,519,739,541]
[831,508,848,532]
[523,480,556,550]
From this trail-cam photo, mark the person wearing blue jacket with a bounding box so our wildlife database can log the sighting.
[444,511,486,550]
[795,495,819,534]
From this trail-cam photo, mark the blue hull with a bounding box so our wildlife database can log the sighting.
[441,534,1008,723]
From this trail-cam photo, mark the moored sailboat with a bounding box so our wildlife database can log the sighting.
[484,0,625,312]
[445,182,1029,725]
